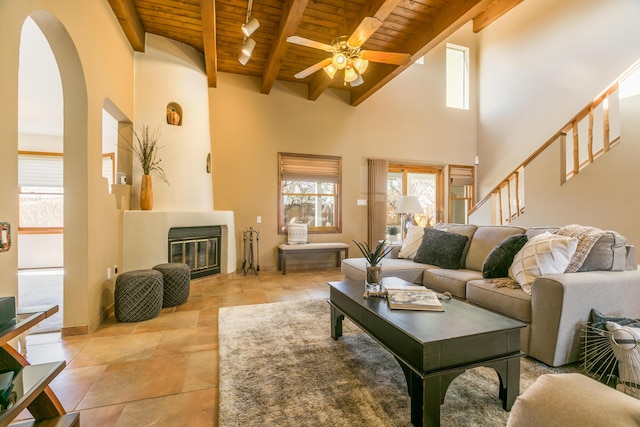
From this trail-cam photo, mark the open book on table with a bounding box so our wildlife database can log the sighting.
[386,285,444,312]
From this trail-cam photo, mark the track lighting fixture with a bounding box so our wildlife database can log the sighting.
[238,0,259,66]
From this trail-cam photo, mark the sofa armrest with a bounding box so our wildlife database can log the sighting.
[529,269,640,366]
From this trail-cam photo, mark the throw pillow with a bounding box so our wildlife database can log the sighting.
[413,228,469,269]
[605,321,640,398]
[481,234,528,279]
[398,225,424,259]
[508,232,578,295]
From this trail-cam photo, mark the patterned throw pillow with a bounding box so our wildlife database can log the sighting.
[482,234,528,279]
[508,232,578,295]
[398,225,424,259]
[413,228,469,269]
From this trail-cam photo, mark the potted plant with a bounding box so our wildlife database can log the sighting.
[122,125,169,210]
[386,225,400,243]
[353,240,393,290]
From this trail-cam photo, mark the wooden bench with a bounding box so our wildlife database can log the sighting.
[277,242,349,275]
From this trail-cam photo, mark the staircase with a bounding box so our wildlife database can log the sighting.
[471,59,640,226]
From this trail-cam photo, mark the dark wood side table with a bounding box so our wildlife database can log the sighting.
[328,278,525,427]
[0,305,79,426]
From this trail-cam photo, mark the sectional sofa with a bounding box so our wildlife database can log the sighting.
[341,223,640,367]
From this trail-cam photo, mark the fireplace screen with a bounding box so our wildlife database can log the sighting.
[168,226,221,278]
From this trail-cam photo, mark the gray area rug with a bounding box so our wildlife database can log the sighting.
[219,299,580,427]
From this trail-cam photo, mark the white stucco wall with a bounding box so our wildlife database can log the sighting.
[133,34,214,212]
[476,0,640,196]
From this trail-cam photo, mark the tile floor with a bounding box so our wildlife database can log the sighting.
[18,268,345,426]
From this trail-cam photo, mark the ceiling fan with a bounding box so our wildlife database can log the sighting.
[287,14,411,87]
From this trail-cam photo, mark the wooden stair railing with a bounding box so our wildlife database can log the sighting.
[471,59,640,225]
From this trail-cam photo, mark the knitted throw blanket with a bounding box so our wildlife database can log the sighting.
[553,224,607,273]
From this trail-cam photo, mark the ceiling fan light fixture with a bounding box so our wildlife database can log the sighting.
[323,64,337,79]
[242,17,260,37]
[332,52,347,70]
[242,38,256,56]
[353,57,369,74]
[344,66,358,83]
[350,73,364,87]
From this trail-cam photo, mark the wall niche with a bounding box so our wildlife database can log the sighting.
[166,102,182,126]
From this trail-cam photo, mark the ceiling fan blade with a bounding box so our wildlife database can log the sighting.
[347,17,382,47]
[294,58,333,79]
[360,50,411,65]
[286,36,334,52]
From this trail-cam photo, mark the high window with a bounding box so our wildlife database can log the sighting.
[278,153,342,234]
[446,44,469,110]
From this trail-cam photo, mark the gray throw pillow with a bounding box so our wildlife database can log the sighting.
[413,228,468,269]
[482,234,528,279]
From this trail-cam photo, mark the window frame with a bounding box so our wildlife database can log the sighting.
[388,163,444,228]
[278,152,342,235]
[446,43,470,110]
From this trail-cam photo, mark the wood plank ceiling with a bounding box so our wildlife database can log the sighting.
[108,0,524,105]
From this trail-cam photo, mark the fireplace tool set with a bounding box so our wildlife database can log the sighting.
[242,226,260,276]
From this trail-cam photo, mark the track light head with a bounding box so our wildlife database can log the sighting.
[242,38,256,56]
[242,17,260,37]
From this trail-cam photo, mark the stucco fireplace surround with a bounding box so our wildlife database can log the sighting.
[122,211,237,276]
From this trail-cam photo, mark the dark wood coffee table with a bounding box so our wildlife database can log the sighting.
[328,278,526,427]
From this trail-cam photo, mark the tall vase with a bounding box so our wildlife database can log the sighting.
[365,265,383,293]
[140,174,153,210]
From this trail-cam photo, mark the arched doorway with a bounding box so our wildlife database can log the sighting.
[17,16,64,333]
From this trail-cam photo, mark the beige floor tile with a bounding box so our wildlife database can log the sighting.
[132,310,199,334]
[77,354,189,409]
[50,365,108,411]
[183,350,218,392]
[73,404,124,427]
[174,295,223,312]
[222,292,268,306]
[196,308,219,328]
[116,388,217,427]
[153,326,218,356]
[67,332,163,368]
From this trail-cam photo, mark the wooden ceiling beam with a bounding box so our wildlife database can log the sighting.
[261,0,310,94]
[107,0,146,52]
[200,0,218,88]
[473,0,524,32]
[350,0,496,106]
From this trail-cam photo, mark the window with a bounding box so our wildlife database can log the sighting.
[278,153,341,234]
[448,165,474,224]
[18,152,63,232]
[446,44,469,110]
[387,164,443,236]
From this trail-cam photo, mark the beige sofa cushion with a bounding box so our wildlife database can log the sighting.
[466,279,532,323]
[464,225,527,272]
[422,268,482,299]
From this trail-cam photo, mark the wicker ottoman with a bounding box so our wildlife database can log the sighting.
[153,263,191,307]
[114,270,163,322]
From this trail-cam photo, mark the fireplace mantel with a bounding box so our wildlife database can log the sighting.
[123,211,236,274]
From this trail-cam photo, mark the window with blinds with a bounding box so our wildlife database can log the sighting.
[18,152,64,231]
[278,152,342,234]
